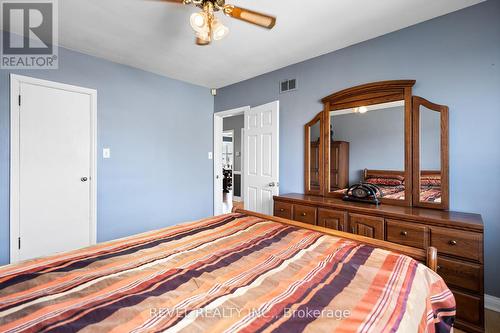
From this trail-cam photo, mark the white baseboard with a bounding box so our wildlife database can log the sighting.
[485,294,500,312]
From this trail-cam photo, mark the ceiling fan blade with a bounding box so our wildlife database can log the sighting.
[224,5,276,29]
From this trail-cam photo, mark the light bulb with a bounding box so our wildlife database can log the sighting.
[196,31,211,44]
[190,12,208,33]
[358,106,368,114]
[211,19,229,41]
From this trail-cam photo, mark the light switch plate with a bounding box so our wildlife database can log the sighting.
[208,152,213,160]
[103,148,111,159]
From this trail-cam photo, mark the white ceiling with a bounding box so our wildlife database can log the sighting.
[59,0,483,88]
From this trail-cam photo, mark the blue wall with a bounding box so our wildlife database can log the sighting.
[0,46,214,265]
[215,0,500,297]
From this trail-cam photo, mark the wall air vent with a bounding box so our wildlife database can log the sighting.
[279,78,297,93]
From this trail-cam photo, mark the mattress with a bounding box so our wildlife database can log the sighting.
[0,213,455,333]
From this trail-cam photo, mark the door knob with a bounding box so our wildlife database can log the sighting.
[81,177,88,182]
[269,182,280,187]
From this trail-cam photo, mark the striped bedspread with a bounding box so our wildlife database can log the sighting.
[0,213,455,333]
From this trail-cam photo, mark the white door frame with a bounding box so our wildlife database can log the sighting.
[213,106,249,215]
[10,74,98,263]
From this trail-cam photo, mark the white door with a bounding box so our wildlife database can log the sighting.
[244,101,279,215]
[10,75,97,262]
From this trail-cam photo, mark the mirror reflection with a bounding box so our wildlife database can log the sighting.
[309,120,321,191]
[330,101,406,200]
[419,106,442,203]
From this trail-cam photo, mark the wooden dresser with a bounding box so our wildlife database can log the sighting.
[274,194,484,333]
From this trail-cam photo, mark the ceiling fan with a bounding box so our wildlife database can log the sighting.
[156,0,276,45]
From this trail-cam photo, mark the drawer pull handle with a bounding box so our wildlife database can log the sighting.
[437,265,441,271]
[448,240,457,246]
[301,212,307,217]
[400,231,408,237]
[280,208,285,212]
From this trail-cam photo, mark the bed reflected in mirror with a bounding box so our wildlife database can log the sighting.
[330,101,406,200]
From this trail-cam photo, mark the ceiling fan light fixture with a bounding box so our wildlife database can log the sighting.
[196,31,211,41]
[190,11,208,33]
[155,0,276,45]
[211,19,229,41]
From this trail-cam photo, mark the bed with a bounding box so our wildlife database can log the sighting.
[0,211,455,333]
[335,170,442,203]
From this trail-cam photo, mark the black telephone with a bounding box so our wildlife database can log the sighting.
[343,183,382,205]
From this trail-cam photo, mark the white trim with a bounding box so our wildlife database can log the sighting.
[9,74,97,264]
[215,106,249,119]
[485,294,500,312]
[10,75,20,264]
[222,130,234,138]
[240,127,244,202]
[213,106,250,215]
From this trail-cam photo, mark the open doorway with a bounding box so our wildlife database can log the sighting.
[214,102,280,216]
[214,106,248,215]
[221,118,244,213]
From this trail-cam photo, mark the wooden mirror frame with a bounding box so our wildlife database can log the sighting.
[412,96,449,210]
[304,112,324,195]
[321,80,415,207]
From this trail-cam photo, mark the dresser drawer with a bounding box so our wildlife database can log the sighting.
[318,208,348,232]
[349,214,384,240]
[453,290,483,327]
[437,257,481,293]
[274,201,293,219]
[430,227,482,262]
[293,204,317,225]
[386,220,428,249]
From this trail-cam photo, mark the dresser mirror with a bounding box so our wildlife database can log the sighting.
[304,112,323,195]
[412,96,449,210]
[303,80,450,209]
[329,101,406,201]
[321,80,414,206]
